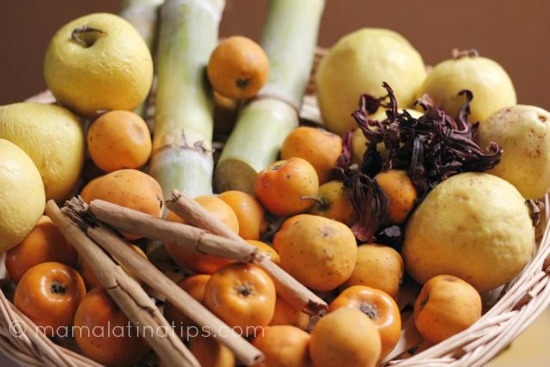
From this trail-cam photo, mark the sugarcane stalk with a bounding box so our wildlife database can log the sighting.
[119,0,163,51]
[214,0,325,195]
[149,0,225,201]
[119,0,163,123]
[259,0,325,109]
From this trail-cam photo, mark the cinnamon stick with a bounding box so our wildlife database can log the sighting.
[63,201,264,366]
[84,198,257,263]
[167,189,328,314]
[45,200,200,367]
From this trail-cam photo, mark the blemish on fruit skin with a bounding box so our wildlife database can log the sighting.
[290,219,302,227]
[320,224,334,238]
[454,193,469,202]
[525,147,541,159]
[419,295,429,309]
[271,163,285,171]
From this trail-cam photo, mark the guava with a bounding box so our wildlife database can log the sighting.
[0,102,85,201]
[402,172,534,292]
[0,139,45,251]
[417,50,516,124]
[477,105,550,199]
[316,28,426,136]
[43,13,154,117]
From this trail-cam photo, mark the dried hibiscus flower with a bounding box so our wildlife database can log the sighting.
[336,82,503,242]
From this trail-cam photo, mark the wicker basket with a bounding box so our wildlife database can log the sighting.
[4,48,550,367]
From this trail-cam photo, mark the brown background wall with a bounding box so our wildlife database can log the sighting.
[1,0,548,110]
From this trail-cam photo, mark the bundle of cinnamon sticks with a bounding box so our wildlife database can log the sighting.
[45,189,328,367]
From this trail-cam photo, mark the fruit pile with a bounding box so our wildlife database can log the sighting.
[0,1,549,367]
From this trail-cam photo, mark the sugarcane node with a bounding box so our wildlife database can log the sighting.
[252,93,301,117]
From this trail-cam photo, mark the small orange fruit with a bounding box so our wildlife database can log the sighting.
[309,307,381,367]
[207,36,269,100]
[189,334,235,367]
[281,126,343,184]
[414,275,482,344]
[273,214,357,292]
[6,216,78,282]
[203,263,276,334]
[269,295,310,329]
[329,285,401,359]
[254,157,319,217]
[218,190,267,240]
[81,168,164,240]
[87,110,152,172]
[246,239,280,265]
[252,325,312,367]
[374,169,417,224]
[194,195,240,234]
[14,262,86,336]
[343,243,404,299]
[74,287,151,366]
[308,180,356,226]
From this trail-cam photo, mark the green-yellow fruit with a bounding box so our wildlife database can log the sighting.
[0,139,46,251]
[477,105,550,199]
[0,103,85,202]
[316,28,427,136]
[417,53,516,123]
[403,172,534,292]
[43,12,154,117]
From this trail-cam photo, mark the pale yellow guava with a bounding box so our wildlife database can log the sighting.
[0,139,45,251]
[477,105,550,199]
[43,12,154,117]
[0,102,85,202]
[402,172,534,292]
[417,53,516,124]
[316,28,427,136]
